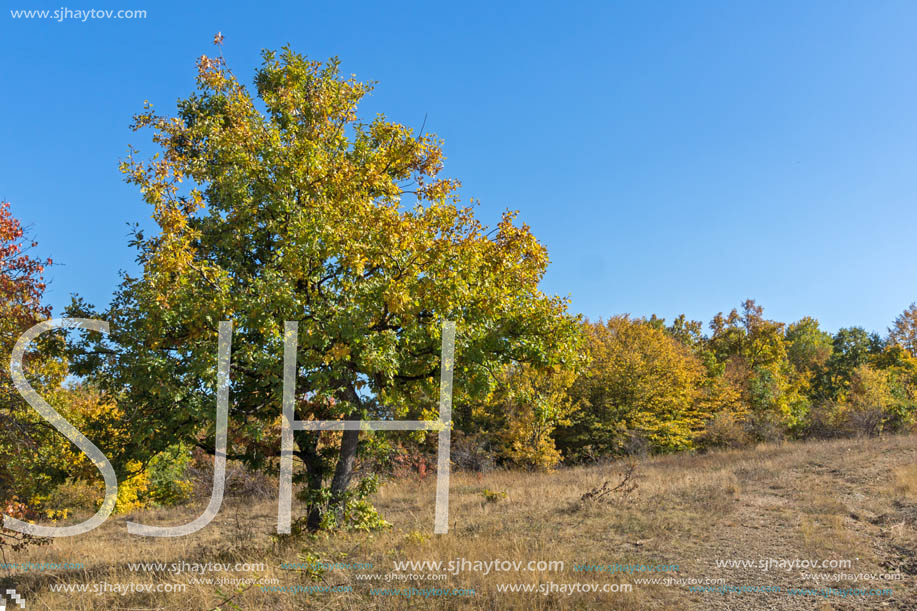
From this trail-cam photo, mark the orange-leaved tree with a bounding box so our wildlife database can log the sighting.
[0,200,56,551]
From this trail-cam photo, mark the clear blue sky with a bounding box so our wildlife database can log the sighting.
[4,1,917,334]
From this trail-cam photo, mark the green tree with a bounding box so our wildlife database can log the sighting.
[68,44,580,530]
[889,303,917,356]
[786,317,833,374]
[707,300,807,431]
[816,327,884,401]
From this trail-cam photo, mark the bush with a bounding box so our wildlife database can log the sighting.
[480,488,508,503]
[803,402,845,439]
[450,431,496,472]
[744,411,786,443]
[113,460,150,514]
[0,499,49,553]
[388,446,435,480]
[148,444,194,506]
[698,412,750,449]
[44,479,101,513]
[621,432,651,458]
[186,448,274,501]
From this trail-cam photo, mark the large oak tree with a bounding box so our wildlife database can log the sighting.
[69,43,580,530]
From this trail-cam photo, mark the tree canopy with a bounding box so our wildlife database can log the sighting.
[67,44,581,529]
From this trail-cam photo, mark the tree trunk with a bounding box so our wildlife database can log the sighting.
[293,429,325,531]
[329,384,363,510]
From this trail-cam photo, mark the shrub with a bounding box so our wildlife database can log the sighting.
[450,432,496,473]
[0,499,49,553]
[113,460,150,514]
[389,446,435,480]
[294,474,391,533]
[576,461,638,507]
[187,448,274,501]
[803,402,846,439]
[147,443,194,506]
[698,412,750,449]
[44,479,101,513]
[480,488,508,503]
[744,411,786,443]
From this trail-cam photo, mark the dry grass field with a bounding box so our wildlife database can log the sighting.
[5,434,917,610]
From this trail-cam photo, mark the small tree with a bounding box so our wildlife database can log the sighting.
[491,363,580,470]
[0,200,55,552]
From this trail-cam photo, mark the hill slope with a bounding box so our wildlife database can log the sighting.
[7,435,917,609]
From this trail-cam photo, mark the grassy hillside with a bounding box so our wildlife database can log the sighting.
[6,435,917,610]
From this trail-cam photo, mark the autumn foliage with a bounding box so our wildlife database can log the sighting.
[0,200,54,551]
[4,43,917,540]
